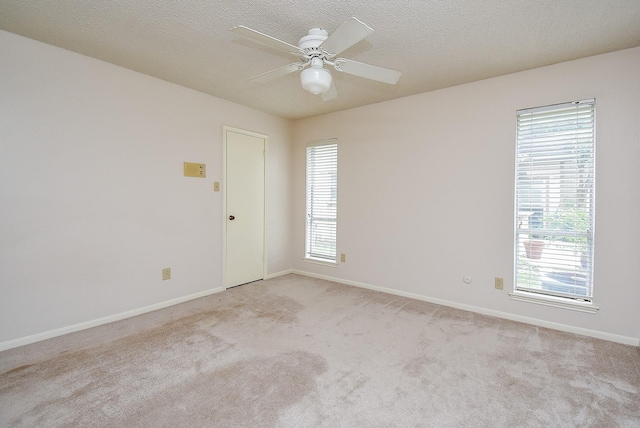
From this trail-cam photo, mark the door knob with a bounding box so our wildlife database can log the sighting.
[229,215,235,220]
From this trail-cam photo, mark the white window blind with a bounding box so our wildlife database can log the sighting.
[306,140,337,262]
[515,99,595,301]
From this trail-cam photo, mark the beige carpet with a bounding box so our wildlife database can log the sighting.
[1,274,639,427]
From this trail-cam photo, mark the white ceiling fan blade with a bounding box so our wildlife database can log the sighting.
[249,62,306,83]
[334,58,402,84]
[320,17,373,56]
[322,80,338,101]
[231,26,300,53]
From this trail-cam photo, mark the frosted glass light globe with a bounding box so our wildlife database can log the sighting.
[300,66,332,94]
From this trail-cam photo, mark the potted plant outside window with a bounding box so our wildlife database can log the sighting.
[523,238,545,259]
[523,209,545,259]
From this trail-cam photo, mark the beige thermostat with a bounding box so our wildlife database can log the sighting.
[184,162,206,178]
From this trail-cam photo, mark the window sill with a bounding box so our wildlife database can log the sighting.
[303,257,338,268]
[509,290,599,314]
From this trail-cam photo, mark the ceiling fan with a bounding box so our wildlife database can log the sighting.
[230,17,402,101]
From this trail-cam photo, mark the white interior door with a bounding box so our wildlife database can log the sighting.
[224,127,266,288]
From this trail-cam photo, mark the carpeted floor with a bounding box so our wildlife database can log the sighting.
[1,274,639,427]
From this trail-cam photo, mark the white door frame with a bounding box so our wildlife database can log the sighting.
[222,125,268,289]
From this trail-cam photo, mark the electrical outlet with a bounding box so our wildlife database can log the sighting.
[162,268,171,281]
[495,277,504,290]
[340,253,346,263]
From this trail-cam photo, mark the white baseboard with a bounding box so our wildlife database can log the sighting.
[0,286,225,352]
[293,270,640,347]
[4,271,636,351]
[265,269,293,280]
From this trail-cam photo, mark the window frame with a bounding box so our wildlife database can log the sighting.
[511,99,598,313]
[304,139,338,265]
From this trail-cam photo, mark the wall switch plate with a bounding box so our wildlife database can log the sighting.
[184,162,206,178]
[213,182,220,191]
[340,253,346,263]
[162,268,171,280]
[495,277,504,290]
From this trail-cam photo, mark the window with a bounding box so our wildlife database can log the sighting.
[305,139,338,263]
[514,99,595,307]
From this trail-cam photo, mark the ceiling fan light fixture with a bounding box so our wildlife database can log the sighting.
[300,65,332,94]
[233,17,402,101]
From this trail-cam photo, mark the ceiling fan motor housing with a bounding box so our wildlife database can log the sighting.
[298,28,328,50]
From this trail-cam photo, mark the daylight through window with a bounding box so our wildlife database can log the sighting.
[305,139,338,263]
[514,99,595,302]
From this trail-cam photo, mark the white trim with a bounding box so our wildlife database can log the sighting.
[509,290,598,313]
[0,287,225,352]
[303,257,338,267]
[306,138,338,147]
[517,98,595,115]
[292,270,638,347]
[222,127,228,288]
[265,269,293,280]
[263,138,269,281]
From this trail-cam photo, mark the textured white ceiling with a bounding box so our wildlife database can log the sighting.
[1,1,639,119]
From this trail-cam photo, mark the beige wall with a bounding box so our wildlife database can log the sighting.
[293,47,640,343]
[0,31,293,344]
[2,28,638,347]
